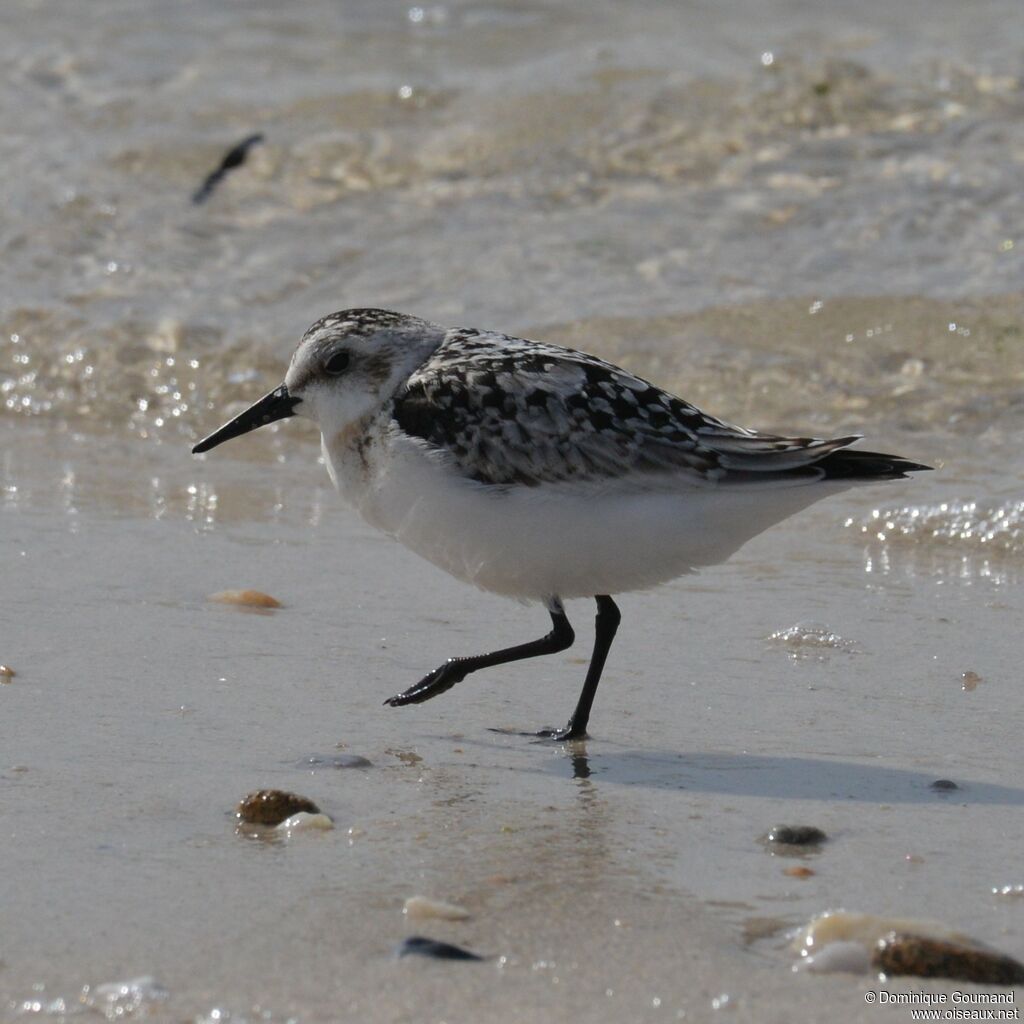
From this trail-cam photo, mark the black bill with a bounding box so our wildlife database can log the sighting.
[191,384,300,454]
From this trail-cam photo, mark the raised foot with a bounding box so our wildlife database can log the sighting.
[384,660,467,707]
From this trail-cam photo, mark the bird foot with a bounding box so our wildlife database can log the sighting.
[487,724,588,742]
[384,661,466,706]
[535,723,588,742]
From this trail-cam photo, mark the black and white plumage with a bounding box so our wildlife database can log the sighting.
[192,309,930,739]
[393,328,919,488]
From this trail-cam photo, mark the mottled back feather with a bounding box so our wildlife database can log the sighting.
[392,328,875,488]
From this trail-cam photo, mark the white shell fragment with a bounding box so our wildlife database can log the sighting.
[403,896,471,921]
[792,940,871,974]
[277,811,334,834]
[792,910,973,959]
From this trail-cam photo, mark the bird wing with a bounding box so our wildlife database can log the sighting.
[391,329,855,488]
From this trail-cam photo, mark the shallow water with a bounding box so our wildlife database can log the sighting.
[2,1,1023,1021]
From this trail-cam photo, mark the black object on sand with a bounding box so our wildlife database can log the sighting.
[396,936,485,962]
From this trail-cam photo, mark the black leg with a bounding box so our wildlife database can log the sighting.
[384,599,575,707]
[537,595,620,741]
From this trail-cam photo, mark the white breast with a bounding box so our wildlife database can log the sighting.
[322,421,848,602]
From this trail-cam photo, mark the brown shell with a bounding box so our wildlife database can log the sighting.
[236,790,320,826]
[872,932,1024,985]
[209,590,282,609]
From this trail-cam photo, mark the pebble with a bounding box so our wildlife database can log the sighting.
[873,932,1024,985]
[389,750,423,765]
[397,936,484,962]
[236,789,320,826]
[762,825,827,848]
[0,664,15,680]
[404,896,471,921]
[783,866,815,878]
[930,778,959,792]
[208,589,282,609]
[301,753,373,769]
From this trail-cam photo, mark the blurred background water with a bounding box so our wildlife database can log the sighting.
[2,0,1022,445]
[4,0,1023,580]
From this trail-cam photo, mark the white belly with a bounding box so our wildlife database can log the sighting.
[324,427,848,602]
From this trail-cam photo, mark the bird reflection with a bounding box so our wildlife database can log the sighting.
[570,747,592,780]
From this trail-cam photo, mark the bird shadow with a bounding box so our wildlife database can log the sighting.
[547,747,1024,805]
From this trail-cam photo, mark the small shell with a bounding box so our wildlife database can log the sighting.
[961,670,983,692]
[404,896,471,921]
[0,664,16,680]
[873,932,1024,985]
[208,590,282,609]
[236,789,320,826]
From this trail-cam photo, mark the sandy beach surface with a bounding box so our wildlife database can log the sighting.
[3,1,1024,1020]
[5,324,1024,1021]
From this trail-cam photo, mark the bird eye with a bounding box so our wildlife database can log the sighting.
[324,351,350,375]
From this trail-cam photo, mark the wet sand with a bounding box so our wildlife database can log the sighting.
[4,403,1024,1020]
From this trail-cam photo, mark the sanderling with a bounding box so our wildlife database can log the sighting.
[193,309,930,739]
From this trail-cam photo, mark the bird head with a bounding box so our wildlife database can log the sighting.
[191,308,444,454]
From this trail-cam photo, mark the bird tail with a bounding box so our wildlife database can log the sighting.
[704,430,932,481]
[815,447,933,481]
